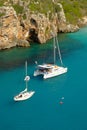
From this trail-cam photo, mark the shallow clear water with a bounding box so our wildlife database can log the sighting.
[0,26,87,130]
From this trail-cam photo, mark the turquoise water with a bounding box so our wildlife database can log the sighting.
[0,26,87,130]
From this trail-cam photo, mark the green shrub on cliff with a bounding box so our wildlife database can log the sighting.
[12,4,24,14]
[28,0,87,24]
[0,13,5,17]
[29,0,53,15]
[60,1,83,23]
[0,0,5,6]
[28,0,61,16]
[0,0,87,24]
[59,0,87,24]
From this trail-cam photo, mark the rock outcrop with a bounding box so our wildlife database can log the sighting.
[77,16,87,27]
[28,13,53,44]
[57,3,79,33]
[0,6,30,50]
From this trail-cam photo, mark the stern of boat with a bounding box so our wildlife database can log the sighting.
[34,70,42,76]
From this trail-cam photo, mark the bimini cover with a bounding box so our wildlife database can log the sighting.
[24,76,30,81]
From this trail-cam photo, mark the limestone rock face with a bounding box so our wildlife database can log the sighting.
[59,23,79,33]
[0,6,30,50]
[77,16,87,27]
[57,3,66,23]
[57,3,79,33]
[28,13,52,44]
[0,1,86,50]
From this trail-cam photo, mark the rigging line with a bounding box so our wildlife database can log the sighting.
[25,61,28,90]
[25,61,27,76]
[53,36,56,64]
[55,36,63,66]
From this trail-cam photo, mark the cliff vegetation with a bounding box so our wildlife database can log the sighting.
[0,0,87,50]
[0,0,87,23]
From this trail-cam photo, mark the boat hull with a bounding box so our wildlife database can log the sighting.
[14,91,35,101]
[34,66,67,79]
[44,67,67,79]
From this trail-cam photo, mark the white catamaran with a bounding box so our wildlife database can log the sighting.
[34,35,68,79]
[14,61,35,101]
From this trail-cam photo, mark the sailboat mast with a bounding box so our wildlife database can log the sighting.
[25,61,28,90]
[25,61,27,76]
[56,36,63,66]
[53,36,56,65]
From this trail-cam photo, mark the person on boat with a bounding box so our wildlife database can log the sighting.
[19,94,22,98]
[59,101,64,104]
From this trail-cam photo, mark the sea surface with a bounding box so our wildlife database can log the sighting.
[0,26,87,130]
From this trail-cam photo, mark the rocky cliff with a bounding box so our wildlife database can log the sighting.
[0,6,30,49]
[0,0,87,50]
